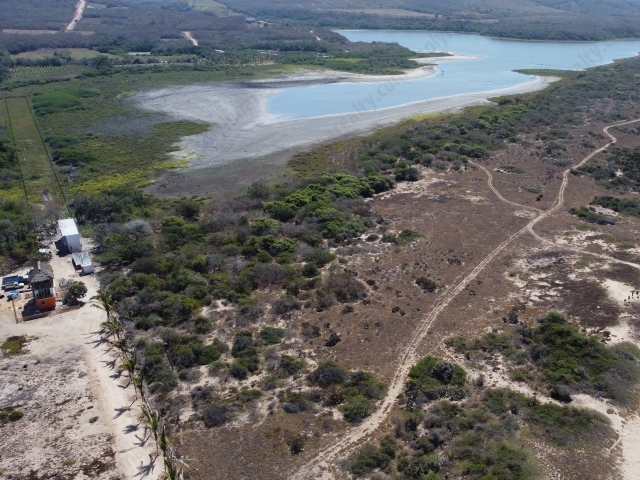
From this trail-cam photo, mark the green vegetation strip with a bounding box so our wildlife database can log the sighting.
[5,96,64,204]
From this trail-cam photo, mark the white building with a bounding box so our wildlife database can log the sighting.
[59,218,82,253]
[72,251,94,274]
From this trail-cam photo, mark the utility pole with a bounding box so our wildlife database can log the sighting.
[12,297,19,323]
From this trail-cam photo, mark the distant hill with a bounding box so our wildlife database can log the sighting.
[0,0,345,54]
[219,0,640,40]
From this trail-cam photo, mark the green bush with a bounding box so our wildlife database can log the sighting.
[347,435,396,476]
[0,408,25,424]
[570,206,616,225]
[193,315,212,334]
[1,335,28,354]
[259,326,286,345]
[303,248,335,267]
[251,217,281,235]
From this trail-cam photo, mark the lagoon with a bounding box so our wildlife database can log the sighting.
[138,31,640,177]
[268,31,640,119]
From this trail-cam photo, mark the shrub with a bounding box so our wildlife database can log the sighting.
[203,403,235,427]
[302,263,319,277]
[259,326,286,345]
[272,296,301,315]
[347,435,396,476]
[406,357,468,402]
[278,355,306,376]
[176,198,200,220]
[1,335,28,354]
[0,408,25,424]
[231,332,255,358]
[342,394,374,423]
[308,361,347,388]
[325,273,366,302]
[304,248,336,267]
[251,218,280,235]
[250,263,291,288]
[416,276,437,292]
[570,206,616,225]
[193,315,212,334]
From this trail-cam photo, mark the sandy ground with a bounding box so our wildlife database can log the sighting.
[0,244,158,480]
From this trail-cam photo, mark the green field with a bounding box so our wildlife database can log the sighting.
[5,96,64,204]
[10,65,88,83]
[10,48,120,61]
[185,0,237,14]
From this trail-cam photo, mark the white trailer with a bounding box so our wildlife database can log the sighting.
[59,218,82,253]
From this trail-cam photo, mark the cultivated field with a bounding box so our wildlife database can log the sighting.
[4,96,65,204]
[10,65,88,83]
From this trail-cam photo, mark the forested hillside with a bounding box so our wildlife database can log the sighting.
[221,0,640,40]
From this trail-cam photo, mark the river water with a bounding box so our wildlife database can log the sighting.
[268,31,640,119]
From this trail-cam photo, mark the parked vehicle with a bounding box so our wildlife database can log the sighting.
[2,276,25,291]
[7,290,20,300]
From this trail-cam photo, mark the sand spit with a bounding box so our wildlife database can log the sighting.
[136,69,555,171]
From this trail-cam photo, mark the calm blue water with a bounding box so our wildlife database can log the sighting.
[267,31,640,119]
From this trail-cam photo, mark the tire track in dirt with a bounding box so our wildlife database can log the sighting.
[293,119,640,480]
[527,119,640,240]
[470,160,543,214]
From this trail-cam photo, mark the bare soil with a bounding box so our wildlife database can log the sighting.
[176,118,640,480]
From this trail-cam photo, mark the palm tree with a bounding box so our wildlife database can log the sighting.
[132,369,145,400]
[100,319,123,342]
[141,403,161,447]
[159,425,170,454]
[113,336,129,356]
[163,456,183,480]
[91,290,117,323]
[120,355,137,381]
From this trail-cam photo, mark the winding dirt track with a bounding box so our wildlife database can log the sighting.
[66,0,87,31]
[470,160,542,214]
[293,118,640,480]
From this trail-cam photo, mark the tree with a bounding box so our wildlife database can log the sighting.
[91,289,116,322]
[0,50,11,83]
[64,280,87,305]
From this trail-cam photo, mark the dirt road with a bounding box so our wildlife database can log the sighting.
[0,246,158,479]
[182,31,199,46]
[293,119,640,479]
[66,0,87,31]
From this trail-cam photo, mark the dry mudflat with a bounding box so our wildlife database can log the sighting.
[139,67,553,199]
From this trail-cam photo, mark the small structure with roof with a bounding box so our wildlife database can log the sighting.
[28,262,56,310]
[58,218,82,253]
[72,251,94,275]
